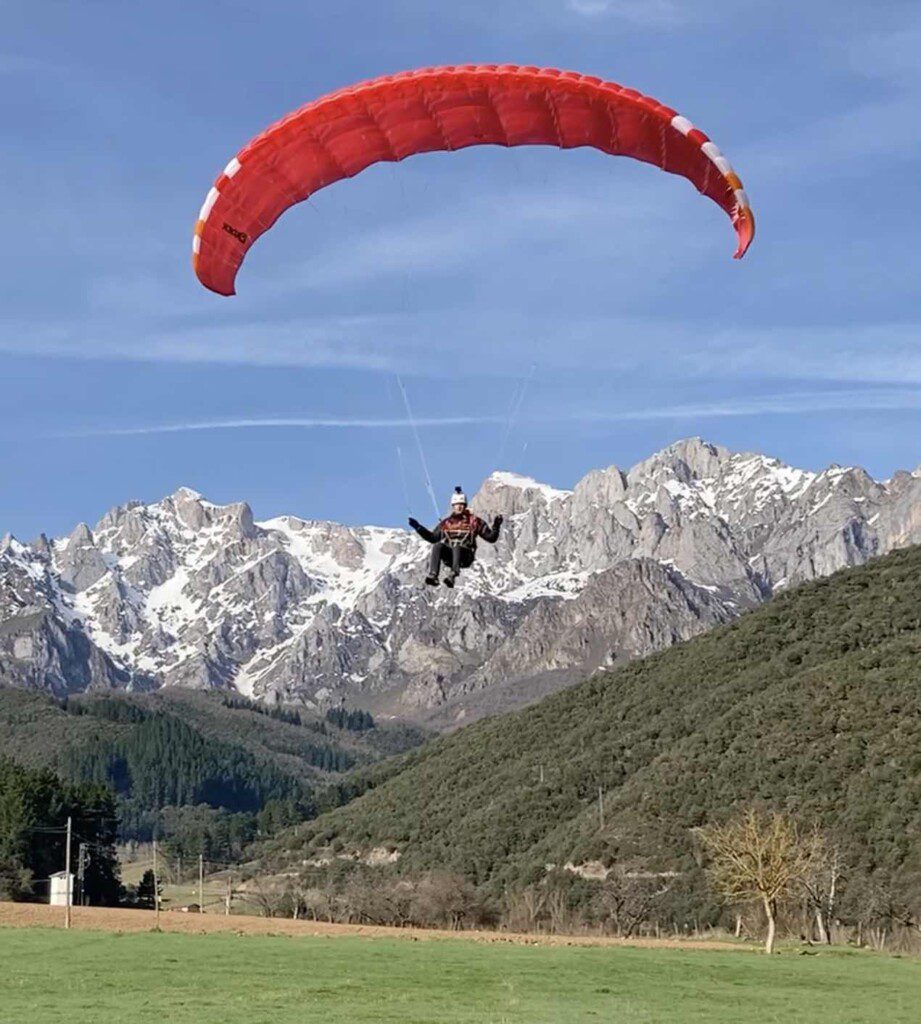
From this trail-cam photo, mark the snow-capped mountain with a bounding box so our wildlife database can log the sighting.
[3,438,921,725]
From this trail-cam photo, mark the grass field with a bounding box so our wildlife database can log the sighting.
[2,919,920,1024]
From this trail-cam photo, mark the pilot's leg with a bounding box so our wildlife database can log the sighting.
[425,542,445,584]
[443,544,463,587]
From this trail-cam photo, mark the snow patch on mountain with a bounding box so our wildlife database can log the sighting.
[487,471,572,502]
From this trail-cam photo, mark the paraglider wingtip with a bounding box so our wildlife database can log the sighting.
[733,208,755,260]
[204,280,237,297]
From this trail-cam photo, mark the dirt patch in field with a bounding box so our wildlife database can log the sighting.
[0,901,745,952]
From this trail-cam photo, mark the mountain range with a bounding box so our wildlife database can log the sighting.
[3,437,921,725]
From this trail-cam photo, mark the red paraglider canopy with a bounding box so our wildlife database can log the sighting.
[193,64,754,296]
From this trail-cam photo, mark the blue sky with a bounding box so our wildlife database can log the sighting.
[2,0,920,538]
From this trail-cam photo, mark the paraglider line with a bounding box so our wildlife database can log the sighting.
[497,363,536,468]
[396,375,440,520]
[396,445,413,516]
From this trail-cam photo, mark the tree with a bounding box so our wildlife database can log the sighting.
[410,872,480,930]
[0,758,122,905]
[800,844,841,944]
[695,809,825,954]
[0,770,31,900]
[595,867,676,939]
[341,869,413,927]
[134,868,161,910]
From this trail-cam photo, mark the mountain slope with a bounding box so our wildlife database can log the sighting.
[262,544,921,889]
[3,438,921,722]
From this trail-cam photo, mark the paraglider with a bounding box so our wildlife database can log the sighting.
[191,64,755,590]
[192,64,754,296]
[409,487,503,587]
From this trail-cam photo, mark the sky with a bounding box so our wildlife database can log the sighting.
[2,0,920,538]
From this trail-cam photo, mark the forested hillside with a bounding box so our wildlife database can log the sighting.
[0,758,121,903]
[263,545,921,903]
[0,688,428,853]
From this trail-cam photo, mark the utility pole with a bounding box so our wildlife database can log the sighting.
[64,816,72,930]
[225,872,232,916]
[77,842,87,907]
[199,854,204,915]
[153,839,161,929]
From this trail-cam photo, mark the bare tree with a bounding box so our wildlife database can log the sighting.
[299,884,338,923]
[245,876,294,918]
[843,871,921,952]
[410,872,480,930]
[342,871,414,927]
[502,885,548,933]
[595,867,675,938]
[801,845,841,944]
[695,809,825,954]
[546,886,571,935]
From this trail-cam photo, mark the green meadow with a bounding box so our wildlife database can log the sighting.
[2,928,920,1024]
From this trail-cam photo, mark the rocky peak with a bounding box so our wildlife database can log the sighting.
[167,487,210,531]
[56,522,108,593]
[627,438,730,487]
[572,466,628,509]
[30,534,52,557]
[67,522,95,548]
[474,471,571,517]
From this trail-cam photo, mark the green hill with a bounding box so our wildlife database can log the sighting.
[262,545,921,896]
[0,687,428,849]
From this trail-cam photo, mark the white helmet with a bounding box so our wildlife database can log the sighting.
[450,486,467,506]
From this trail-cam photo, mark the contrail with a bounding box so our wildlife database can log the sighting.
[53,387,921,438]
[58,415,506,438]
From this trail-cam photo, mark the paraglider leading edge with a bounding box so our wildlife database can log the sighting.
[192,64,755,296]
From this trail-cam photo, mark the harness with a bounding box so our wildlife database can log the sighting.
[439,511,481,549]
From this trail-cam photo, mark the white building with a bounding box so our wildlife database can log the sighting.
[49,871,74,906]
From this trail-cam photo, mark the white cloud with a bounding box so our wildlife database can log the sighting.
[6,315,921,385]
[741,13,921,177]
[0,53,53,75]
[684,323,921,385]
[846,22,921,86]
[565,0,683,26]
[0,316,406,372]
[582,387,921,421]
[247,180,673,298]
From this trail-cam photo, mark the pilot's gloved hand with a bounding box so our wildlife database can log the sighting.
[408,517,421,530]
